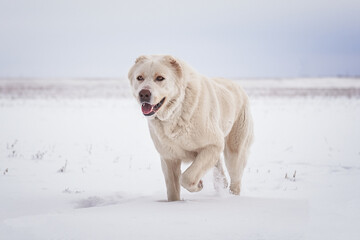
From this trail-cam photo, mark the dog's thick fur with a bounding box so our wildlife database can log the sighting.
[128,55,254,201]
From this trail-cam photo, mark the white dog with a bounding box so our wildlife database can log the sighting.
[128,55,254,201]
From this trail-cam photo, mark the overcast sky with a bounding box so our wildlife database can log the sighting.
[0,0,359,78]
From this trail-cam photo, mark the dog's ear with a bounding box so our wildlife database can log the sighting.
[128,56,147,80]
[163,55,182,78]
[135,55,148,64]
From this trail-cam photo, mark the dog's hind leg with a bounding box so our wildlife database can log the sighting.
[224,146,248,195]
[213,158,229,191]
[224,107,254,195]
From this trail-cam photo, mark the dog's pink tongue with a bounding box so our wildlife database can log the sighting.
[141,103,153,115]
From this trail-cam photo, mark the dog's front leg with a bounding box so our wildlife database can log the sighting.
[161,158,181,201]
[180,145,221,192]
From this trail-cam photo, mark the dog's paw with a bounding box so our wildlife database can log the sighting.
[229,182,241,195]
[180,175,203,192]
[198,180,203,189]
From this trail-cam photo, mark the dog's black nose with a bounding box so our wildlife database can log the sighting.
[139,89,151,103]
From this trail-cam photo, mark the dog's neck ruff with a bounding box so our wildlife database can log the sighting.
[151,81,200,139]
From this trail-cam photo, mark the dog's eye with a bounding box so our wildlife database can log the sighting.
[156,76,165,81]
[136,75,144,81]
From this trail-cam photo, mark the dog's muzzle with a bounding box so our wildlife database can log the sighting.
[141,97,166,116]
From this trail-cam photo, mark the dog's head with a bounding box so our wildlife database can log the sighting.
[128,55,186,121]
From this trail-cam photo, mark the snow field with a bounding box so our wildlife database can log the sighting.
[0,80,360,239]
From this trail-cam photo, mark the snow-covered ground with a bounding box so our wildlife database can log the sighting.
[0,78,359,239]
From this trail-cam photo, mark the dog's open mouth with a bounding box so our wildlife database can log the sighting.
[141,97,166,116]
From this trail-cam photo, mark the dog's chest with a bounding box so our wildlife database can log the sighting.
[161,138,196,162]
[149,121,197,161]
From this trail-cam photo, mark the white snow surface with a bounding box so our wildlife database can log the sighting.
[0,78,359,239]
